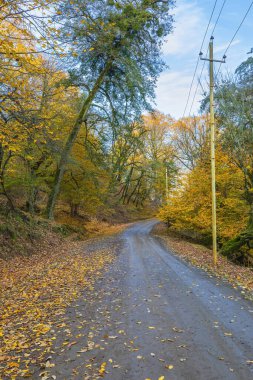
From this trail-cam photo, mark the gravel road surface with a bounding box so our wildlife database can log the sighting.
[35,220,253,380]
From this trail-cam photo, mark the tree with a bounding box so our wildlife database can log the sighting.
[0,45,80,212]
[205,57,253,260]
[109,112,176,207]
[158,145,248,251]
[170,115,209,170]
[46,0,175,218]
[216,59,253,225]
[142,111,175,204]
[0,0,59,58]
[60,132,108,217]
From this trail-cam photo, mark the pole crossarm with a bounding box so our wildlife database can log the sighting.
[200,57,226,63]
[199,36,227,64]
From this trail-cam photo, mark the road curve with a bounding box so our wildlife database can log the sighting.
[41,220,253,380]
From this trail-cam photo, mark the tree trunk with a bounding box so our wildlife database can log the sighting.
[248,202,253,230]
[46,61,112,219]
[127,173,143,204]
[27,187,37,214]
[70,203,79,217]
[121,165,133,203]
[0,149,15,211]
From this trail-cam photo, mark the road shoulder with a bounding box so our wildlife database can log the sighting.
[152,222,253,300]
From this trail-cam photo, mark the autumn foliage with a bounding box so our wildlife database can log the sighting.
[0,0,175,223]
[0,242,115,378]
[158,112,253,265]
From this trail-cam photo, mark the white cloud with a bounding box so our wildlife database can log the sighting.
[156,1,208,118]
[155,0,252,119]
[155,71,202,119]
[162,0,207,56]
[214,39,240,54]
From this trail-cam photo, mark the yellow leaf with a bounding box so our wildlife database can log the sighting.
[99,362,107,376]
[8,362,19,368]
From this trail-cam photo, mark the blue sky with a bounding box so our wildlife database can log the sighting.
[155,0,253,119]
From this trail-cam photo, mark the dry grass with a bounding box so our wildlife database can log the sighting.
[85,217,129,237]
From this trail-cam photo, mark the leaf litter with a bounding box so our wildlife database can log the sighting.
[0,241,116,379]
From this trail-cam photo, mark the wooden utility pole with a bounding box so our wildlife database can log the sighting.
[200,36,225,266]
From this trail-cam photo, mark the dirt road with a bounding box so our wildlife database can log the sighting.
[35,220,253,380]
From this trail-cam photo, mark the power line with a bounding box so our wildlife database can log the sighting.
[182,0,218,118]
[188,60,206,114]
[187,0,227,116]
[216,0,253,78]
[198,76,206,96]
[210,0,227,36]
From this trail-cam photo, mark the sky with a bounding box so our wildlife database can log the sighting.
[155,0,253,119]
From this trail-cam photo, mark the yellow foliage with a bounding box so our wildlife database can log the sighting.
[158,145,248,241]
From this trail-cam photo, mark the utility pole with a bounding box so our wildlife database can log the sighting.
[199,36,226,266]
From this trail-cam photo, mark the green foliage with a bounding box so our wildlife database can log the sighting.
[220,228,253,265]
[56,0,175,119]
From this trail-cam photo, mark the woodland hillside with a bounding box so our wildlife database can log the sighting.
[0,0,252,265]
[1,2,253,379]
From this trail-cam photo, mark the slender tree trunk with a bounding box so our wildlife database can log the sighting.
[245,172,253,230]
[121,165,133,203]
[70,202,79,217]
[46,61,112,219]
[27,186,37,214]
[0,149,15,211]
[248,202,253,230]
[127,172,143,204]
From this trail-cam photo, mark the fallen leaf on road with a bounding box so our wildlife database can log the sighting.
[8,362,19,368]
[172,327,184,333]
[98,362,107,376]
[77,348,88,353]
[67,341,77,348]
[161,338,175,343]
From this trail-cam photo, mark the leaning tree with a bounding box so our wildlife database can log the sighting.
[46,0,175,218]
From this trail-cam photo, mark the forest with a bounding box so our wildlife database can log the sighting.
[1,1,253,379]
[0,0,252,264]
